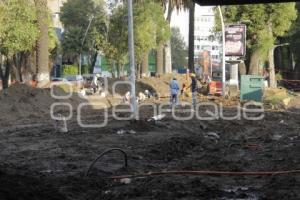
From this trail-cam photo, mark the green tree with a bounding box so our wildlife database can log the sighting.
[171,27,187,70]
[134,1,170,77]
[107,5,128,77]
[0,0,39,88]
[60,0,107,72]
[217,3,297,75]
[107,1,170,78]
[285,3,300,80]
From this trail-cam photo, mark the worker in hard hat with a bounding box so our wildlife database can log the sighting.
[188,73,198,110]
[169,76,180,108]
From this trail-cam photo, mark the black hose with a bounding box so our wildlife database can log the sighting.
[86,148,128,177]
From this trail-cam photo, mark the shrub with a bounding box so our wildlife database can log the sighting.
[62,65,78,76]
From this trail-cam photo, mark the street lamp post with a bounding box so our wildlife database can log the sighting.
[218,6,226,96]
[127,0,137,119]
[79,16,94,75]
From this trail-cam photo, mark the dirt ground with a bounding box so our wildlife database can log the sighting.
[0,78,300,200]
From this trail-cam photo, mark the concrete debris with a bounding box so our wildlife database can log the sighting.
[128,130,136,134]
[120,178,131,184]
[53,114,68,133]
[117,129,136,135]
[117,130,126,135]
[204,132,220,140]
[148,114,166,121]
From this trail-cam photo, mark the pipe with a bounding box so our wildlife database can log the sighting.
[109,170,300,179]
[86,148,128,177]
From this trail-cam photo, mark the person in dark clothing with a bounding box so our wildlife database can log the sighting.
[189,73,198,110]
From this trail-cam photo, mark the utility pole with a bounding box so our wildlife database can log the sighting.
[127,0,137,119]
[79,16,94,75]
[218,6,226,96]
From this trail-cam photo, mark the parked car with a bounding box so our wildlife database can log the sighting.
[65,75,84,90]
[51,77,67,82]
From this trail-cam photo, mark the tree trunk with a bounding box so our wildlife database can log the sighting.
[156,44,164,76]
[164,40,172,73]
[163,1,173,74]
[111,61,116,78]
[0,56,4,89]
[141,53,149,77]
[238,61,247,79]
[136,63,141,79]
[1,58,11,89]
[116,62,120,78]
[35,0,49,87]
[12,55,22,82]
[188,1,195,72]
[269,47,277,88]
[248,50,261,75]
[90,52,98,74]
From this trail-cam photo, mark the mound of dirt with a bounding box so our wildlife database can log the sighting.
[107,78,157,96]
[140,74,190,97]
[288,95,300,109]
[0,84,83,125]
[106,74,190,98]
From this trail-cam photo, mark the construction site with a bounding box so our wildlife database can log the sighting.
[1,0,300,199]
[0,74,299,200]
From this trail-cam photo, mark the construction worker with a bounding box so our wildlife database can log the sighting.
[169,77,180,108]
[189,73,198,110]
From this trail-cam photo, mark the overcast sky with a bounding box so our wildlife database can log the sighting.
[170,9,190,45]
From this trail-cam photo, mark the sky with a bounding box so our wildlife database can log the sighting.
[170,6,215,45]
[170,9,190,45]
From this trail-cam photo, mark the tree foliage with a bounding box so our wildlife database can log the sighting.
[218,4,297,55]
[171,27,187,70]
[60,0,107,62]
[109,2,170,64]
[216,3,297,74]
[0,0,38,56]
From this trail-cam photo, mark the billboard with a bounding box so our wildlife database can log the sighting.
[225,24,246,57]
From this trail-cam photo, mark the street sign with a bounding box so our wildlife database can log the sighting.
[225,24,246,57]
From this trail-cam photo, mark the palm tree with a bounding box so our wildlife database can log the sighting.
[34,0,49,87]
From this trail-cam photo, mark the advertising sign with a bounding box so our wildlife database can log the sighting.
[225,24,246,57]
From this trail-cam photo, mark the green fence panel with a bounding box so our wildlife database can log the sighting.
[240,75,264,102]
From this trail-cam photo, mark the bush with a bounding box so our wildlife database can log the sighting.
[62,65,78,76]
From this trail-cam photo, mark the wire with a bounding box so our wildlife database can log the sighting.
[86,148,128,177]
[109,170,300,180]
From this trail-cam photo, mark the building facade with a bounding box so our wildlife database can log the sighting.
[194,5,221,64]
[48,0,67,40]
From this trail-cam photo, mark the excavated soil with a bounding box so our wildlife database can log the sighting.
[0,77,300,200]
[0,103,299,199]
